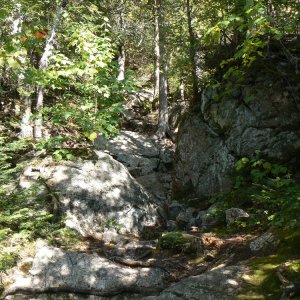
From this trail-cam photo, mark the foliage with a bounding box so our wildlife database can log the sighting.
[204,0,299,80]
[0,129,79,271]
[211,153,300,232]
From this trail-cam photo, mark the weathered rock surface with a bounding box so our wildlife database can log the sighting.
[94,131,174,202]
[95,131,159,162]
[195,204,222,229]
[225,208,249,226]
[249,231,279,252]
[141,264,247,300]
[4,245,166,299]
[174,83,300,200]
[136,173,166,201]
[21,151,159,237]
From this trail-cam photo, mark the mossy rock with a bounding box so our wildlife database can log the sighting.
[157,232,202,254]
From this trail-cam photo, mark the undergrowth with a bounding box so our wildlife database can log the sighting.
[210,152,300,233]
[0,128,79,272]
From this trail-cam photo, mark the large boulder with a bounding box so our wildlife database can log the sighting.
[174,81,300,200]
[4,245,166,299]
[22,151,160,237]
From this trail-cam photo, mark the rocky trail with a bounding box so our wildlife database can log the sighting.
[1,91,298,300]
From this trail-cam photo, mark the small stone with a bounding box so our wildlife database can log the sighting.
[176,207,195,230]
[225,208,249,226]
[250,231,279,252]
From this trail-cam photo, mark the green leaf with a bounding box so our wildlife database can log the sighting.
[88,132,97,141]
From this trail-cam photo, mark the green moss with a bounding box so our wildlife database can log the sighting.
[0,252,18,271]
[158,232,202,254]
[238,230,300,299]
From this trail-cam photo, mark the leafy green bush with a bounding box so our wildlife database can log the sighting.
[211,153,300,232]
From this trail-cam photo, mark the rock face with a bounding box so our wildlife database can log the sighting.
[51,151,159,236]
[141,264,247,300]
[94,131,174,202]
[4,245,166,299]
[174,83,300,200]
[22,151,160,237]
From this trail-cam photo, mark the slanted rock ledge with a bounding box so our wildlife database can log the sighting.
[3,245,167,299]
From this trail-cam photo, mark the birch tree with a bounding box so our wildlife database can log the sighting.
[117,0,126,81]
[153,0,160,99]
[34,0,68,140]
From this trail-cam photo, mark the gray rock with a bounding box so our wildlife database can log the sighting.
[173,115,235,200]
[168,202,186,221]
[225,208,249,225]
[250,231,279,252]
[195,204,222,229]
[174,83,300,199]
[43,151,159,237]
[141,264,247,300]
[176,207,196,229]
[136,173,167,201]
[94,131,160,178]
[95,130,159,158]
[4,246,166,299]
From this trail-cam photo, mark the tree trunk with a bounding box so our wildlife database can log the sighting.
[153,1,160,99]
[117,2,126,81]
[156,0,169,139]
[20,94,33,138]
[33,0,68,140]
[186,0,199,106]
[10,2,34,138]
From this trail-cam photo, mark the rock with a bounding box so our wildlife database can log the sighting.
[174,81,300,199]
[94,131,160,177]
[4,245,166,299]
[169,101,188,134]
[155,138,175,167]
[43,151,159,237]
[95,130,159,158]
[195,204,222,229]
[176,207,196,230]
[136,173,167,201]
[250,231,279,252]
[225,208,249,225]
[141,264,247,300]
[168,202,186,221]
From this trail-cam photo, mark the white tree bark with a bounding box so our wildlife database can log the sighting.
[117,2,126,81]
[153,0,160,99]
[34,0,68,140]
[9,1,33,138]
